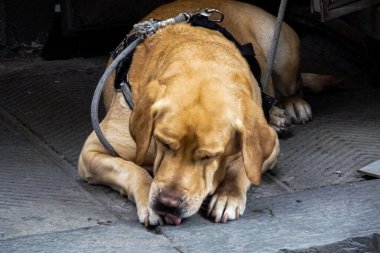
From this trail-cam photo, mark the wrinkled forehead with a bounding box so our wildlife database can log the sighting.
[152,98,236,147]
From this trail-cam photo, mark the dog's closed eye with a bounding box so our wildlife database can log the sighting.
[160,141,172,150]
[195,150,221,162]
[200,155,212,161]
[155,135,179,151]
[158,140,174,151]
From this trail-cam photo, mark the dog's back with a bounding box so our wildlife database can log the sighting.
[104,0,300,111]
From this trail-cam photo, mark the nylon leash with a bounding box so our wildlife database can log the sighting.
[91,37,142,157]
[261,0,288,92]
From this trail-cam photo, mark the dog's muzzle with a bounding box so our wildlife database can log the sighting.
[152,189,185,225]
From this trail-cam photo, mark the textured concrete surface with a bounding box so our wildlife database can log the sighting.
[0,109,119,240]
[0,222,177,253]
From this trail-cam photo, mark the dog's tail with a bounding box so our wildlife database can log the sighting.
[301,73,344,93]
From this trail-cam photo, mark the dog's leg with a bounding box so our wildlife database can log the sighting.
[270,28,312,124]
[208,157,250,223]
[78,134,163,227]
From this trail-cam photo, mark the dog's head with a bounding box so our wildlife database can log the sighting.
[129,73,278,224]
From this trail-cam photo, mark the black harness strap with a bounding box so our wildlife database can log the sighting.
[111,34,138,89]
[190,16,262,83]
[190,16,277,120]
[111,16,276,120]
[110,33,139,109]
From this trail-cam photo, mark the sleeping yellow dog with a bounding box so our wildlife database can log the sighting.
[79,0,313,226]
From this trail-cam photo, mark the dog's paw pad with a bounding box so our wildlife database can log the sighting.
[208,193,246,223]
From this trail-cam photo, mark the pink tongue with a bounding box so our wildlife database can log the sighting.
[166,213,182,225]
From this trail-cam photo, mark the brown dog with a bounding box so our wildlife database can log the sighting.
[78,0,310,226]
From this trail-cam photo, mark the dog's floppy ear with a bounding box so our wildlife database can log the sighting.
[237,101,279,185]
[129,80,161,165]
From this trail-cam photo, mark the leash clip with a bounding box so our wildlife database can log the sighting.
[190,8,224,22]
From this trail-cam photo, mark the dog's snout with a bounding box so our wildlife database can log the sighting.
[158,190,183,208]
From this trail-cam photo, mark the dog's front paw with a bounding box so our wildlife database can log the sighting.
[137,205,163,227]
[207,191,246,223]
[282,96,312,124]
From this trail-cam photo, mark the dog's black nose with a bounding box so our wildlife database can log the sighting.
[158,190,183,208]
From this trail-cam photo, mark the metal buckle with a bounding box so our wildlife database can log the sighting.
[190,8,224,22]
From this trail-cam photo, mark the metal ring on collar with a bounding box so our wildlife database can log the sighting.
[190,8,224,22]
